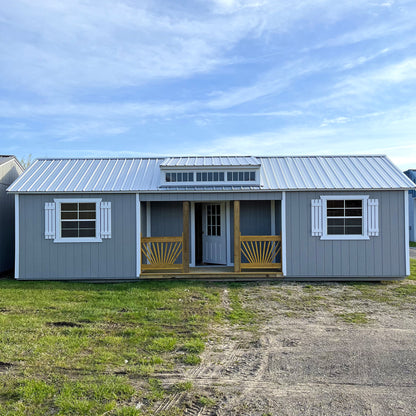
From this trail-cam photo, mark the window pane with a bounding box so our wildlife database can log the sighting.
[328,218,344,227]
[79,203,95,211]
[219,172,224,181]
[177,172,182,182]
[327,200,344,208]
[166,173,171,182]
[79,221,95,229]
[207,172,212,181]
[80,229,96,237]
[227,172,232,181]
[239,172,244,181]
[61,221,79,230]
[202,172,207,181]
[62,229,78,238]
[171,172,176,182]
[327,209,344,217]
[233,172,238,181]
[61,203,77,211]
[213,172,218,181]
[345,226,362,235]
[197,172,201,181]
[345,218,362,226]
[244,172,249,181]
[327,226,344,235]
[61,211,77,220]
[189,173,194,182]
[79,211,95,219]
[346,200,362,208]
[250,172,255,181]
[346,208,362,217]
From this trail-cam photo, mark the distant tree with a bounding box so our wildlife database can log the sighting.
[19,154,33,169]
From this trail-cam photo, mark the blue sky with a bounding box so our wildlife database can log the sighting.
[1,0,416,169]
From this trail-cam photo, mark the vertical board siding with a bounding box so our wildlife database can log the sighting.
[150,201,183,237]
[286,191,406,278]
[240,200,271,235]
[0,160,22,273]
[0,185,15,271]
[19,193,136,279]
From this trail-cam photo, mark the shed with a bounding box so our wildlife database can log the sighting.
[7,155,414,281]
[0,156,24,273]
[404,169,416,242]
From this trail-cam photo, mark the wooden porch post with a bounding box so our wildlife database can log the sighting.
[183,201,190,273]
[234,200,241,272]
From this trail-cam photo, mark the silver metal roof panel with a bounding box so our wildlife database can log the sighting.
[8,155,415,193]
[160,156,260,168]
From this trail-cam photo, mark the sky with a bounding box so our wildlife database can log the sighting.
[1,0,416,169]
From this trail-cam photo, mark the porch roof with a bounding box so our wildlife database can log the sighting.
[8,155,415,193]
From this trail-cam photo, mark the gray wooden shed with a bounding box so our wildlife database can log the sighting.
[7,155,414,281]
[0,156,23,273]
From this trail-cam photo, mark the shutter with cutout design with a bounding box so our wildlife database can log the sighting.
[45,202,56,239]
[311,199,323,236]
[367,199,379,237]
[100,201,112,239]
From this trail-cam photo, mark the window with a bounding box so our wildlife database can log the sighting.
[227,171,256,181]
[207,204,221,236]
[61,202,97,238]
[196,172,225,182]
[326,199,362,235]
[53,198,103,242]
[165,172,194,182]
[315,195,370,240]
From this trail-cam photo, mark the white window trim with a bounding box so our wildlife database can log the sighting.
[54,198,102,243]
[320,195,369,241]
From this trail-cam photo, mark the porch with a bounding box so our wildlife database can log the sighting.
[138,199,284,278]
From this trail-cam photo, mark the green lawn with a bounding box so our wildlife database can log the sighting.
[0,280,226,415]
[0,260,415,415]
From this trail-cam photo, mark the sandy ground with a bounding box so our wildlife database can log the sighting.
[153,280,416,416]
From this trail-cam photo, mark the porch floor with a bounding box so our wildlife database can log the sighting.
[140,266,283,280]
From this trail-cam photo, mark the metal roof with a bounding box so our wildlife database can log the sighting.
[160,156,260,167]
[404,169,416,183]
[8,155,415,193]
[0,155,17,166]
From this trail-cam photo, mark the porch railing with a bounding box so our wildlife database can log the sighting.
[141,234,184,271]
[240,234,282,270]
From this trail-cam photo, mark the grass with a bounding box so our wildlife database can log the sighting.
[409,241,416,247]
[336,312,370,324]
[0,279,223,415]
[1,259,415,414]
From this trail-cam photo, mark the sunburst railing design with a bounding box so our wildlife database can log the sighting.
[141,234,184,271]
[240,235,282,270]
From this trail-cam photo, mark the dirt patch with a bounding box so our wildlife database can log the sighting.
[48,321,82,328]
[154,281,416,415]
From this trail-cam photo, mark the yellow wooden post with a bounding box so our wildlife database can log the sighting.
[234,200,241,272]
[183,201,190,273]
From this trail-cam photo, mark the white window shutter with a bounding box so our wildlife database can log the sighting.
[100,201,112,239]
[311,199,323,236]
[367,199,379,236]
[45,202,56,239]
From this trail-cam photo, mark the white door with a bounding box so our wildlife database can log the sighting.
[202,203,226,264]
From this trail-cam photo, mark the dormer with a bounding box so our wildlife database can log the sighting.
[159,156,261,187]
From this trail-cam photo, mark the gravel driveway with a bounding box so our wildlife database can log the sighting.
[155,278,416,415]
